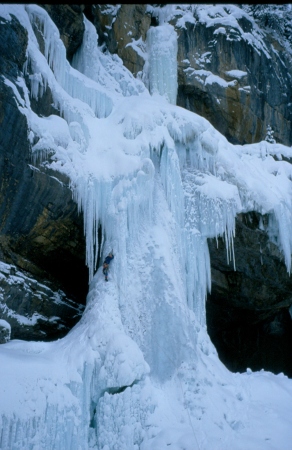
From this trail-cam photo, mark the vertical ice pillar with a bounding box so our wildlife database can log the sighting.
[146,24,178,105]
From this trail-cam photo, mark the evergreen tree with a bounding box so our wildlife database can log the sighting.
[243,4,292,47]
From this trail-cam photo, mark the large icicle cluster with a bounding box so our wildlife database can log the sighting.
[1,4,292,450]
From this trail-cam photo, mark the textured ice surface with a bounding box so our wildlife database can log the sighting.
[145,23,178,104]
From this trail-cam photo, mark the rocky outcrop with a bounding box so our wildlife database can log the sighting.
[175,16,292,146]
[0,13,88,340]
[90,4,151,77]
[41,5,85,62]
[207,212,292,377]
[0,261,84,341]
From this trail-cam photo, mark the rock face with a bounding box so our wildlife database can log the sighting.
[175,16,292,146]
[0,13,88,340]
[90,4,151,77]
[0,261,84,341]
[42,5,85,62]
[207,213,292,377]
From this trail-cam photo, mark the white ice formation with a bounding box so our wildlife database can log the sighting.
[145,23,178,104]
[0,4,292,450]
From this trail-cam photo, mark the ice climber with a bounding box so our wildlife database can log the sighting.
[102,252,114,281]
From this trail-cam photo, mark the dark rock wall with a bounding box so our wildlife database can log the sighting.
[176,20,292,145]
[174,8,292,146]
[89,4,151,77]
[0,261,84,341]
[207,213,292,377]
[0,13,88,340]
[42,4,85,62]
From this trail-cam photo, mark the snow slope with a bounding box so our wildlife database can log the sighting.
[0,4,292,450]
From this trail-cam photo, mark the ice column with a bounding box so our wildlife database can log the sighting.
[146,24,178,105]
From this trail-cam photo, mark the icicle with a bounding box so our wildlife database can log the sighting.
[183,225,211,324]
[159,144,184,229]
[267,203,292,274]
[25,5,114,119]
[71,159,155,283]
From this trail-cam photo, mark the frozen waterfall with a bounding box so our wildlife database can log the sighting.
[145,23,178,105]
[1,4,292,450]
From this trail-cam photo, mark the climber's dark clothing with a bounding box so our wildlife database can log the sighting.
[102,253,114,281]
[104,254,114,265]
